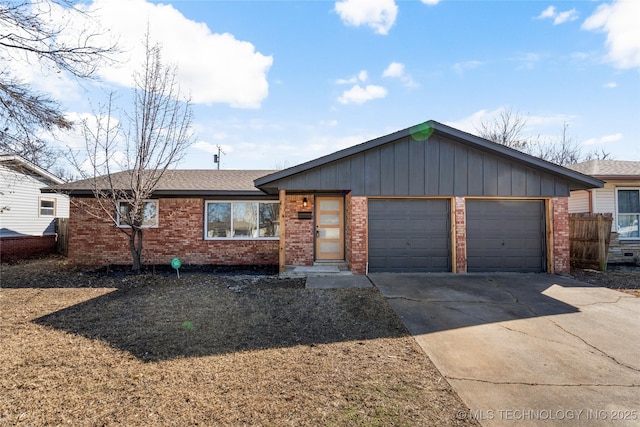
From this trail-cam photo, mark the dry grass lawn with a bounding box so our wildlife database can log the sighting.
[1,258,477,426]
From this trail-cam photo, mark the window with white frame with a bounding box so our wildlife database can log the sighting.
[39,197,56,216]
[117,200,159,228]
[205,201,279,239]
[617,188,639,239]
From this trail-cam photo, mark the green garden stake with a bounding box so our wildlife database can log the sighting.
[171,257,182,278]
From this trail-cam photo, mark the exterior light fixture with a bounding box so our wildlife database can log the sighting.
[302,197,308,208]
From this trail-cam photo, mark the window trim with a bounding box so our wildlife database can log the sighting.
[116,200,159,229]
[39,197,56,217]
[204,200,280,240]
[615,187,640,240]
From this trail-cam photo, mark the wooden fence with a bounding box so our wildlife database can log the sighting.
[55,217,69,256]
[569,213,612,271]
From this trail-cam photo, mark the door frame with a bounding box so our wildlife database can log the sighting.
[314,195,345,261]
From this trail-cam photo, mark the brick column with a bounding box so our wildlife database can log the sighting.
[454,197,467,273]
[552,197,570,273]
[284,194,314,266]
[346,194,368,274]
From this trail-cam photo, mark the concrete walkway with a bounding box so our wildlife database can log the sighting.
[369,273,640,426]
[306,275,372,289]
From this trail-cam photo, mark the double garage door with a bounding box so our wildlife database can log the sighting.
[368,199,546,273]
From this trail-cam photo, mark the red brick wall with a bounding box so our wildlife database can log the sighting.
[346,194,367,274]
[68,198,278,267]
[453,197,467,273]
[284,194,314,266]
[0,235,57,262]
[552,197,570,273]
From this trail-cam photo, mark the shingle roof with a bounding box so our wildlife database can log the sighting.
[566,160,640,178]
[46,169,276,196]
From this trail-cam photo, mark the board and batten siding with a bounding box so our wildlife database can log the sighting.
[273,135,570,197]
[0,164,70,237]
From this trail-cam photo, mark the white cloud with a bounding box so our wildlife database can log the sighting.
[444,109,497,134]
[538,6,556,19]
[334,0,398,35]
[536,5,578,25]
[582,0,640,70]
[604,81,617,89]
[451,60,483,75]
[382,62,419,88]
[584,133,622,145]
[192,141,234,155]
[338,84,388,104]
[383,62,404,78]
[336,77,357,85]
[421,0,440,5]
[554,9,579,25]
[336,70,369,85]
[76,0,272,108]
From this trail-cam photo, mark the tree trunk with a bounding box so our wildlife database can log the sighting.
[129,228,144,272]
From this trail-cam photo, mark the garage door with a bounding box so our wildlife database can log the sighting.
[368,199,451,272]
[466,200,546,272]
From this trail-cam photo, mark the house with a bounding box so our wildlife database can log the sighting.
[0,154,70,262]
[48,120,602,274]
[567,160,640,264]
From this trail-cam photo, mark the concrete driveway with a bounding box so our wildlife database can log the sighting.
[369,273,640,426]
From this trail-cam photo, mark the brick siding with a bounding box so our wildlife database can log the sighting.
[453,197,467,273]
[68,198,278,267]
[552,197,570,273]
[0,235,57,262]
[283,194,314,266]
[346,194,367,274]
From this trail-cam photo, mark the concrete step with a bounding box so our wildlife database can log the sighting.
[281,265,353,278]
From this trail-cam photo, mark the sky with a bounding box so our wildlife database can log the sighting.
[20,0,640,170]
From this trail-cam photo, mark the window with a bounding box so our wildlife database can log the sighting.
[617,189,640,239]
[205,201,279,239]
[117,200,159,228]
[39,197,56,216]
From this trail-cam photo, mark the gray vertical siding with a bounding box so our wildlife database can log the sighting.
[274,134,571,197]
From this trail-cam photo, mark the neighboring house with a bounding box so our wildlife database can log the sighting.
[567,160,640,264]
[47,120,602,274]
[0,154,70,262]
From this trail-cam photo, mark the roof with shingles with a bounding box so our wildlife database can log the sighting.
[46,169,277,196]
[566,160,640,178]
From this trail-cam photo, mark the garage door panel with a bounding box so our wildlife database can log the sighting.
[368,199,451,273]
[467,200,545,273]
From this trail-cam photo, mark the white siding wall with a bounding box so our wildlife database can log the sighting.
[0,164,69,237]
[568,190,590,213]
[592,185,617,231]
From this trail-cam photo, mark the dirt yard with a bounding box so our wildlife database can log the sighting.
[571,264,640,297]
[0,257,478,426]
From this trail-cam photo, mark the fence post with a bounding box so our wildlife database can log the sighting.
[55,218,69,256]
[598,214,607,272]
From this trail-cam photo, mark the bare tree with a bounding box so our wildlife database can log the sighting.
[477,109,612,165]
[0,0,115,169]
[476,108,529,151]
[532,123,582,166]
[70,37,193,271]
[581,148,613,162]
